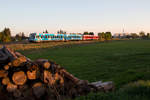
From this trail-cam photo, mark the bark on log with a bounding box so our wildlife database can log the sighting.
[5,46,17,59]
[34,59,51,69]
[12,71,27,85]
[12,57,27,67]
[60,69,80,83]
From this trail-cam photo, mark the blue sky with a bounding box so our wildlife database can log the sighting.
[0,0,150,36]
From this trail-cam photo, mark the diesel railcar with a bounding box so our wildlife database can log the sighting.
[29,33,83,42]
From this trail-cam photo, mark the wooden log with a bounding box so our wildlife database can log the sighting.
[18,56,27,63]
[54,73,64,85]
[0,51,8,63]
[12,58,22,67]
[32,82,46,99]
[34,59,51,69]
[4,65,9,70]
[0,70,8,78]
[7,83,18,92]
[27,70,36,80]
[8,62,12,66]
[59,69,80,83]
[15,52,32,61]
[27,64,39,80]
[89,81,114,92]
[98,81,114,92]
[12,56,27,67]
[59,76,64,85]
[2,77,10,85]
[5,46,18,59]
[12,71,27,85]
[44,70,55,85]
[13,89,22,98]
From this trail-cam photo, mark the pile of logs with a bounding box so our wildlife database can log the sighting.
[0,46,114,100]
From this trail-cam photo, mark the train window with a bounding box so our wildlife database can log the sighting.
[36,36,39,38]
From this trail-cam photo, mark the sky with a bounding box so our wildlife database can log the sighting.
[0,0,150,36]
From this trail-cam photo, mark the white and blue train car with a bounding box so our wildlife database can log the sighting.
[29,33,83,42]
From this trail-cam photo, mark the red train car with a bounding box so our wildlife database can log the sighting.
[82,35,99,40]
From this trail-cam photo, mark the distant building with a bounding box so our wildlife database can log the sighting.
[113,33,129,38]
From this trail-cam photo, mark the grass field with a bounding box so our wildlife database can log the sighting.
[19,39,150,100]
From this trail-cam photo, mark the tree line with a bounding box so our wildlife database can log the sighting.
[0,28,28,43]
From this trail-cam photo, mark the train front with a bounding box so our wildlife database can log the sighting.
[29,33,37,42]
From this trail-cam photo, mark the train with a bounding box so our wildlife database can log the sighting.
[29,33,99,42]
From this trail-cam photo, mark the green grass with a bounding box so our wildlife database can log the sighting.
[19,40,150,100]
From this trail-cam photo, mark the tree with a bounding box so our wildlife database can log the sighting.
[83,31,89,35]
[139,31,145,38]
[1,28,11,42]
[98,32,105,40]
[147,33,150,38]
[105,32,112,40]
[89,32,94,35]
[15,32,26,41]
[130,33,139,39]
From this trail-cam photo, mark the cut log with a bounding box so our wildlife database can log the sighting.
[27,64,39,80]
[27,70,37,80]
[0,70,8,78]
[12,57,27,67]
[32,82,46,99]
[44,70,55,85]
[4,65,9,70]
[7,83,18,92]
[12,71,27,85]
[18,56,27,63]
[2,77,10,85]
[8,62,12,66]
[12,58,22,67]
[34,59,51,69]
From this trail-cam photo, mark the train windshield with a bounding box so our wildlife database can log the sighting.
[29,33,36,39]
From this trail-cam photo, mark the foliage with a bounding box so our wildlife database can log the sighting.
[15,32,26,41]
[83,32,94,35]
[83,32,89,35]
[130,33,139,39]
[0,28,11,42]
[146,33,150,38]
[89,32,94,35]
[98,32,112,40]
[74,80,150,100]
[139,31,145,38]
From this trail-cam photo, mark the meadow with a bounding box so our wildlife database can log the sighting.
[19,39,150,100]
